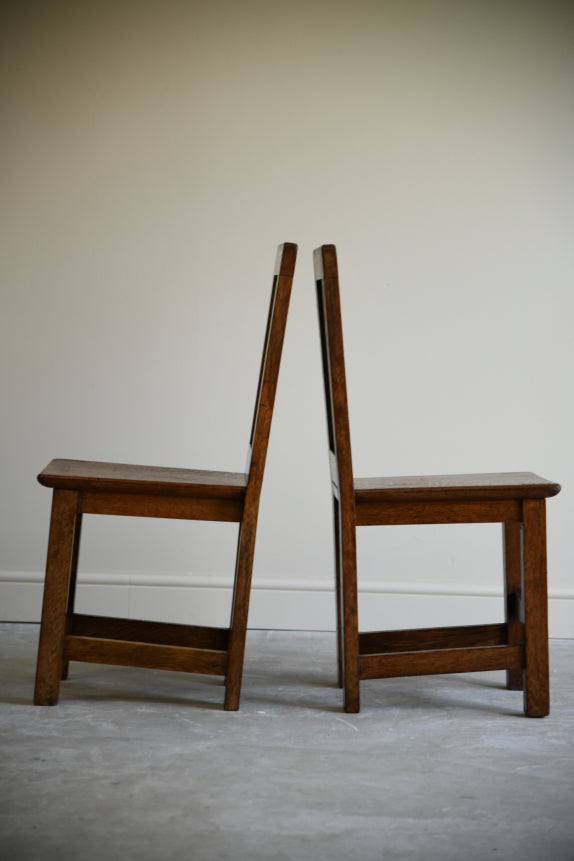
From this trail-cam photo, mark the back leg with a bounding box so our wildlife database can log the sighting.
[333,497,343,688]
[340,519,360,713]
[224,522,256,711]
[522,500,549,717]
[61,511,83,680]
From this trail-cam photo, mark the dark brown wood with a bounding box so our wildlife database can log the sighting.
[70,614,229,650]
[313,243,560,716]
[359,623,507,655]
[355,473,560,502]
[503,522,524,690]
[522,499,549,716]
[315,245,360,712]
[225,244,297,709]
[35,243,297,709]
[60,510,82,680]
[332,497,344,687]
[64,637,228,676]
[360,645,523,680]
[34,490,79,704]
[39,460,247,498]
[356,499,521,526]
[80,491,244,522]
[225,521,257,709]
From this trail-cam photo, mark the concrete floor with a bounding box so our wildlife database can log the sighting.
[1,625,573,861]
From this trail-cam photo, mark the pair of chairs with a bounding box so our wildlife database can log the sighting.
[34,243,560,715]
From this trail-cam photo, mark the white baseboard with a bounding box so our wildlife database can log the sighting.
[1,572,573,637]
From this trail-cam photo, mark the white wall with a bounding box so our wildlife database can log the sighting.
[2,0,573,634]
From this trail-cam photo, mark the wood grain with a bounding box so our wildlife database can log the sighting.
[503,521,524,691]
[226,246,297,709]
[355,499,521,525]
[315,245,360,712]
[80,491,244,522]
[60,509,82,681]
[70,614,229,650]
[34,490,79,705]
[360,645,523,680]
[39,460,247,498]
[65,637,228,676]
[522,499,549,716]
[359,623,507,655]
[355,472,560,502]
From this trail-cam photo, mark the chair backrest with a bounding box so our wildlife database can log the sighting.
[313,245,355,512]
[245,242,297,494]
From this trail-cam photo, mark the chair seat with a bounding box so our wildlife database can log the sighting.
[354,472,561,503]
[38,459,247,499]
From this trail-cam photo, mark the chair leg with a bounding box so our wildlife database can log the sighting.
[340,516,360,713]
[522,499,549,717]
[503,521,524,691]
[34,490,79,705]
[333,497,344,688]
[61,511,83,681]
[224,522,256,711]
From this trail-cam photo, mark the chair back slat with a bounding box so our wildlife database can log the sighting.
[313,245,355,509]
[246,243,297,492]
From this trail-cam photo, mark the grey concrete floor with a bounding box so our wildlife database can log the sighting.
[1,624,573,861]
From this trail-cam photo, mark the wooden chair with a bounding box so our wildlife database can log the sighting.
[34,242,297,710]
[314,244,560,716]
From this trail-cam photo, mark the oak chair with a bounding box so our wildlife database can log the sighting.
[34,242,297,710]
[314,244,560,716]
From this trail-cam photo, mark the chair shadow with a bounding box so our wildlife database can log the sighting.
[0,665,227,710]
[360,674,524,717]
[242,666,343,712]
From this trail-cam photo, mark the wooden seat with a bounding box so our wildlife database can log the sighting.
[314,244,560,716]
[34,242,297,710]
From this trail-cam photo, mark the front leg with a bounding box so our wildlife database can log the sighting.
[34,490,79,705]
